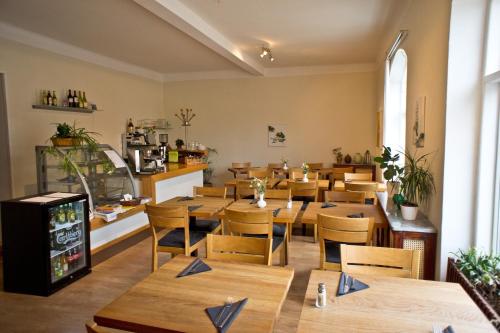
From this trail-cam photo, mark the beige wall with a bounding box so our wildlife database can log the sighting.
[0,37,164,197]
[377,0,451,278]
[163,71,377,186]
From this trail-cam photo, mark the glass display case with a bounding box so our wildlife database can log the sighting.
[36,144,137,211]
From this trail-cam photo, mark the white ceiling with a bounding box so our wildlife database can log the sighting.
[0,0,409,78]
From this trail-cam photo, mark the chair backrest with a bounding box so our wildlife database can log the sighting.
[307,163,323,171]
[331,166,354,181]
[86,321,109,333]
[318,214,374,245]
[268,162,284,170]
[145,204,190,247]
[248,167,270,179]
[193,186,227,199]
[290,170,319,180]
[206,234,272,265]
[356,168,373,175]
[265,188,291,200]
[324,190,365,204]
[236,179,256,200]
[340,244,421,279]
[232,162,251,169]
[344,172,372,181]
[289,181,318,201]
[223,208,273,237]
[344,182,378,192]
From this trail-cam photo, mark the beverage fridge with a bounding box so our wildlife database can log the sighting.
[1,192,91,296]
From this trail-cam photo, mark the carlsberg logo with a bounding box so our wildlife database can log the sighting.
[56,228,82,244]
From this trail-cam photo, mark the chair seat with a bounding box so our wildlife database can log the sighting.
[158,229,206,248]
[273,223,286,237]
[247,234,284,252]
[190,219,221,233]
[325,241,341,263]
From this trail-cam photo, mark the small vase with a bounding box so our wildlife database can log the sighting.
[283,163,288,171]
[303,173,309,182]
[257,193,267,208]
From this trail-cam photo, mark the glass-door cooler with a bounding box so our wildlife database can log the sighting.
[1,192,90,296]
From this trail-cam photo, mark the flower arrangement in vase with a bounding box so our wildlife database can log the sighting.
[250,177,268,208]
[281,157,289,170]
[302,162,310,182]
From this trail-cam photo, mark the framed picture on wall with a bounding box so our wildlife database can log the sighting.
[413,96,426,148]
[268,124,287,147]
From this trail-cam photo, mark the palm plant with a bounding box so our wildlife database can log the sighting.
[399,150,436,206]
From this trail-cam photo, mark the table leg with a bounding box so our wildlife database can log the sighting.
[313,224,318,243]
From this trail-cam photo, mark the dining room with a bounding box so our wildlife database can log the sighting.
[0,0,499,332]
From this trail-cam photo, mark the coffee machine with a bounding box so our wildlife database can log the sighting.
[122,132,164,174]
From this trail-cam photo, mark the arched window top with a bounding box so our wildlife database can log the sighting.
[390,49,407,83]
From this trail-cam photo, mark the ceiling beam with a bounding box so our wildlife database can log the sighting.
[134,0,264,76]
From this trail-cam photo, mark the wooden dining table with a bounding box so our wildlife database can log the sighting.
[333,180,387,192]
[301,202,389,245]
[297,270,496,333]
[159,196,234,218]
[94,255,294,333]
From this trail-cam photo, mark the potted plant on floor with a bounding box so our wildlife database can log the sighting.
[250,177,268,208]
[398,150,435,220]
[374,146,404,205]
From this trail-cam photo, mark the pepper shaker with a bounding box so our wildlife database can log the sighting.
[287,199,293,209]
[315,282,327,308]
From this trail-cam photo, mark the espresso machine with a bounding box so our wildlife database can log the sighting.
[122,132,164,174]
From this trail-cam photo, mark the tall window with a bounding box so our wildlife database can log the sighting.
[383,49,407,155]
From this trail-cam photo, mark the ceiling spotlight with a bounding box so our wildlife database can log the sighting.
[259,47,275,62]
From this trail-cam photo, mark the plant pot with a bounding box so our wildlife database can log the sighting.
[401,203,418,220]
[257,193,267,208]
[51,137,81,147]
[303,173,309,182]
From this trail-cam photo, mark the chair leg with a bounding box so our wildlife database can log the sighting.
[287,224,292,242]
[279,245,286,267]
[313,224,318,243]
[302,224,306,236]
[152,246,158,272]
[284,237,289,265]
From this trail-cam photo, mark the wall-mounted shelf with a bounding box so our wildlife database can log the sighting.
[32,104,101,113]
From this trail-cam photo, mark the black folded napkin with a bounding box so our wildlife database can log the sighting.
[188,205,203,212]
[177,258,211,278]
[273,208,281,217]
[206,298,248,333]
[443,326,455,333]
[321,202,336,208]
[347,213,364,218]
[336,272,369,296]
[249,198,258,204]
[178,196,194,201]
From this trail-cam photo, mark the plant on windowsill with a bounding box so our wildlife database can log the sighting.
[373,146,404,206]
[250,177,268,208]
[398,149,435,220]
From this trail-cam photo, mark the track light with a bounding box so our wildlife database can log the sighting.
[259,47,275,62]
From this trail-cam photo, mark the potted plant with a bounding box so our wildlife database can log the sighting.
[398,150,435,220]
[301,162,310,182]
[202,147,218,185]
[175,138,184,150]
[332,147,343,164]
[250,177,268,208]
[373,146,404,201]
[281,157,289,171]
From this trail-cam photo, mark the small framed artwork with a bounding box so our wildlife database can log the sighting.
[413,96,426,147]
[268,124,287,147]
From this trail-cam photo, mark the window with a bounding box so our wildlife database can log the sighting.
[383,49,407,156]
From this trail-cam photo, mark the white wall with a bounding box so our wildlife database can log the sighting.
[0,37,164,197]
[163,71,378,186]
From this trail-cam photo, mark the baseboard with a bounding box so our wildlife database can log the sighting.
[91,228,150,267]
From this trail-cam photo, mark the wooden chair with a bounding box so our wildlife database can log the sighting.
[289,181,318,202]
[85,321,109,333]
[265,188,291,200]
[340,244,421,279]
[248,167,271,179]
[307,163,323,171]
[223,208,287,266]
[330,166,354,187]
[324,190,365,204]
[236,179,255,200]
[289,170,319,181]
[206,234,272,265]
[268,163,287,179]
[345,182,378,204]
[230,162,251,178]
[318,214,374,271]
[193,186,227,199]
[344,172,372,181]
[145,204,206,272]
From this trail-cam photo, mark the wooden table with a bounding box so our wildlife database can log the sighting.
[159,196,234,218]
[302,202,389,245]
[297,270,496,333]
[333,180,387,192]
[220,199,303,243]
[224,178,282,199]
[95,255,294,333]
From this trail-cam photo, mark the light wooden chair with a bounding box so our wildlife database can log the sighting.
[324,190,365,204]
[318,214,374,271]
[193,186,227,199]
[345,182,378,205]
[289,181,318,202]
[330,166,354,184]
[85,321,109,333]
[289,170,319,181]
[265,188,291,200]
[344,172,372,181]
[145,204,206,272]
[236,179,255,200]
[307,163,323,171]
[223,208,287,266]
[268,163,287,179]
[230,162,251,178]
[340,244,421,279]
[206,234,272,265]
[248,167,271,179]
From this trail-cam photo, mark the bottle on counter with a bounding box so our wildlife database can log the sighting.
[82,91,88,108]
[52,90,58,106]
[47,90,52,106]
[127,118,134,134]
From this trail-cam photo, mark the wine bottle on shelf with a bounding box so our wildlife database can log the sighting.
[73,90,78,107]
[67,89,73,107]
[47,90,52,106]
[52,90,58,106]
[78,91,83,108]
[40,90,46,105]
[82,91,88,108]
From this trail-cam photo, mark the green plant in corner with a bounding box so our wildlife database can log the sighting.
[399,149,436,206]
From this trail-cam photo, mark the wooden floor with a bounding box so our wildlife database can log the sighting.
[0,232,319,332]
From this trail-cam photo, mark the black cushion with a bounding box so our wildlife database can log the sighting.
[273,224,286,237]
[293,195,314,203]
[365,198,375,205]
[246,234,284,252]
[190,219,221,233]
[325,241,341,263]
[158,229,206,248]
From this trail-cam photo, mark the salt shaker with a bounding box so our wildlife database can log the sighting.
[287,199,293,209]
[315,282,327,308]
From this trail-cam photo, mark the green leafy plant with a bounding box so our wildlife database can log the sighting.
[175,138,184,148]
[53,123,72,138]
[250,177,267,195]
[399,150,435,206]
[373,146,404,183]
